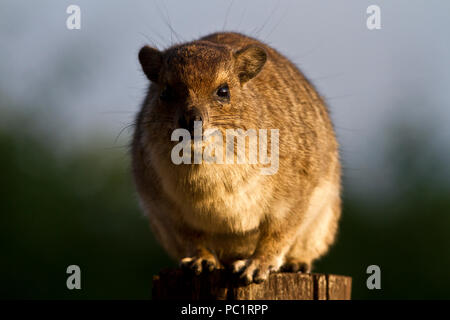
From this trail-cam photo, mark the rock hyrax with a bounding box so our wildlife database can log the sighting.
[132,32,341,284]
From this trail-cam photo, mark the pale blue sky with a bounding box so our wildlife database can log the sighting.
[1,0,449,198]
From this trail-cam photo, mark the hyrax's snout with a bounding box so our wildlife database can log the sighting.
[178,107,203,134]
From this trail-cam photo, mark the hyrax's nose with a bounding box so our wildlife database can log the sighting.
[179,107,203,133]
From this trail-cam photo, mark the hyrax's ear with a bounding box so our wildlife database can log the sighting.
[234,45,267,84]
[138,46,162,83]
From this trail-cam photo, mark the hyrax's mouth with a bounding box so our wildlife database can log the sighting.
[168,121,280,175]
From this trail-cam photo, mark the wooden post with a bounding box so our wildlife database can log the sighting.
[152,269,352,300]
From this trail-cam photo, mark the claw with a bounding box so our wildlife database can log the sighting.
[180,255,220,275]
[233,258,274,284]
[231,259,248,274]
[280,261,311,273]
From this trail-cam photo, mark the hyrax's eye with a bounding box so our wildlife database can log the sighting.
[216,84,230,100]
[160,86,173,101]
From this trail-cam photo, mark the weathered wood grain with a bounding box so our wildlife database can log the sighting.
[152,269,351,300]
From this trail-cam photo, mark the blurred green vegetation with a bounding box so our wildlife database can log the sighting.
[316,122,450,299]
[0,112,449,299]
[0,121,174,299]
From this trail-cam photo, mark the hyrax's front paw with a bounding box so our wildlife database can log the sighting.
[231,257,278,285]
[180,254,221,275]
[280,260,311,273]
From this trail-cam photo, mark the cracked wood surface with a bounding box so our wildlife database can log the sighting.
[152,268,351,300]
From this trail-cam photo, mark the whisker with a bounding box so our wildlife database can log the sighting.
[264,0,293,41]
[254,0,281,37]
[222,0,235,30]
[138,32,160,50]
[115,122,136,144]
[324,94,355,101]
[155,0,184,45]
[100,111,135,114]
[236,6,248,31]
[102,144,130,151]
[209,115,240,119]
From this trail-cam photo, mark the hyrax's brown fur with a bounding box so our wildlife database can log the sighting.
[132,32,341,284]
